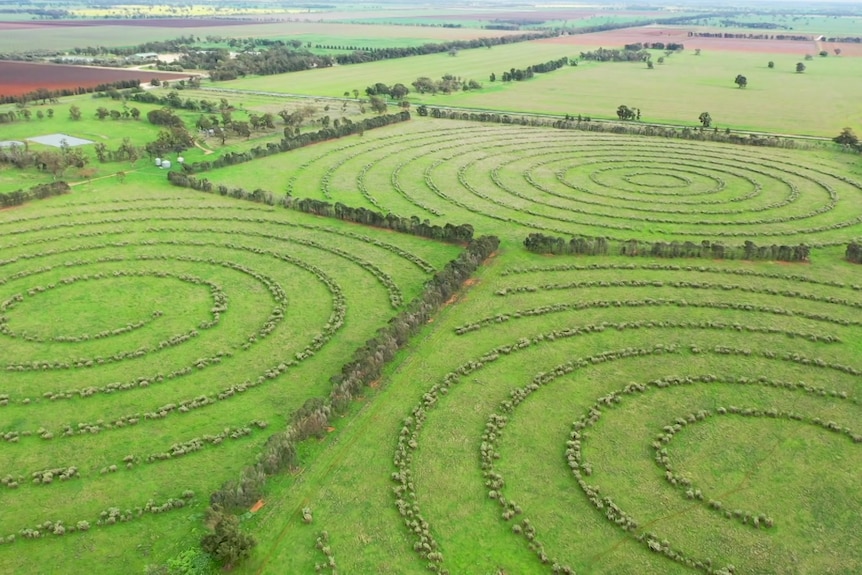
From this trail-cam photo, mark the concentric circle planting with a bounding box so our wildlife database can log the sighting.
[285,121,862,245]
[0,189,451,552]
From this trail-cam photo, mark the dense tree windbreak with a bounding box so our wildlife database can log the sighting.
[170,111,410,174]
[206,233,498,512]
[333,32,555,66]
[579,47,652,62]
[0,181,70,208]
[524,233,811,262]
[166,171,475,245]
[0,79,140,106]
[498,56,569,82]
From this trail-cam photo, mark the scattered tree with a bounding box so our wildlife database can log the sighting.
[796,62,806,73]
[694,48,701,56]
[819,50,829,57]
[734,74,747,88]
[657,56,665,64]
[698,112,712,128]
[835,48,842,56]
[767,61,774,68]
[201,509,256,570]
[647,60,654,69]
[69,105,82,120]
[833,127,859,147]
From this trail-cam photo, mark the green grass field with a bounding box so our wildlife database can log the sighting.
[1,10,861,575]
[220,42,862,137]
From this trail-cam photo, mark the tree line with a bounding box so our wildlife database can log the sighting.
[204,233,497,519]
[524,233,811,262]
[0,79,140,106]
[687,31,810,41]
[0,181,70,208]
[166,171,475,245]
[491,56,570,82]
[332,32,555,65]
[580,48,651,62]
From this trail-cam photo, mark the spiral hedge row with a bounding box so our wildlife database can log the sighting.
[381,257,860,575]
[0,184,457,570]
[270,120,862,245]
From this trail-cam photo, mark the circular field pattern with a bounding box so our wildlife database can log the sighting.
[273,120,862,245]
[0,186,455,569]
[385,259,862,575]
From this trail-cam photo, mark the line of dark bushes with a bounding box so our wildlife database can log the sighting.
[206,234,498,513]
[524,232,811,262]
[0,181,70,208]
[166,171,474,244]
[178,111,410,174]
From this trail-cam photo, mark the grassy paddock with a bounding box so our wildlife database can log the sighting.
[220,41,862,135]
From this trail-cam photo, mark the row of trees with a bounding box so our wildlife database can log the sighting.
[491,56,570,82]
[204,233,497,518]
[0,107,55,123]
[166,171,475,244]
[331,32,555,65]
[580,48,650,62]
[0,181,69,208]
[0,79,140,105]
[524,233,811,262]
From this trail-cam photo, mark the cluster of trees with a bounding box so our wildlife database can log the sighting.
[616,105,641,120]
[172,111,410,174]
[0,79,139,105]
[177,46,335,81]
[93,139,143,164]
[0,181,69,208]
[363,82,410,99]
[524,233,811,262]
[0,140,88,178]
[491,56,569,82]
[847,242,862,264]
[127,88,221,113]
[411,75,481,94]
[833,127,860,151]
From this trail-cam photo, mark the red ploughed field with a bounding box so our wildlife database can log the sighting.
[0,60,193,97]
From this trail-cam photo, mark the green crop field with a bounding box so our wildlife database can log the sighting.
[1,6,861,575]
